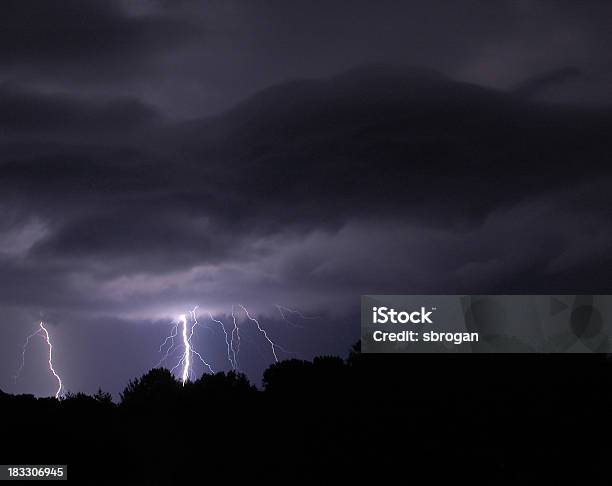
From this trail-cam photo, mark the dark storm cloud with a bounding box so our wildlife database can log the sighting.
[0,0,199,69]
[2,64,612,316]
[3,0,612,116]
[30,206,239,270]
[3,64,612,275]
[0,83,161,141]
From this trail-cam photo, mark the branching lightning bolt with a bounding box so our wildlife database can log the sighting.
[158,307,213,385]
[239,305,282,363]
[179,314,191,385]
[187,307,213,380]
[157,304,291,378]
[230,305,240,369]
[209,312,235,369]
[14,304,298,398]
[275,304,319,328]
[15,322,63,399]
[14,327,43,383]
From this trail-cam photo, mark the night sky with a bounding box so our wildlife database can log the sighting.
[2,0,612,397]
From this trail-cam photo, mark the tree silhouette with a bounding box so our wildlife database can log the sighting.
[120,367,181,410]
[93,387,114,407]
[191,371,256,400]
[2,344,609,484]
[263,359,314,395]
[346,340,361,366]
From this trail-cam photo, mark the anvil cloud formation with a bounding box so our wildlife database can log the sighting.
[1,0,612,395]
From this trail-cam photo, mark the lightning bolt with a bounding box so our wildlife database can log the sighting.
[14,327,43,383]
[230,305,240,369]
[187,307,213,381]
[157,305,290,378]
[15,322,63,399]
[158,307,213,385]
[209,312,235,369]
[239,305,281,363]
[179,314,191,385]
[39,323,63,399]
[275,304,319,328]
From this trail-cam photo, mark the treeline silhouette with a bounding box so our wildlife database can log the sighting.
[2,344,611,484]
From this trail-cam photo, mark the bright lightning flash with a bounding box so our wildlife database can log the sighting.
[158,305,290,376]
[230,305,240,368]
[158,307,213,385]
[15,322,63,399]
[39,323,63,399]
[180,314,190,385]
